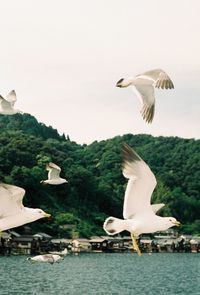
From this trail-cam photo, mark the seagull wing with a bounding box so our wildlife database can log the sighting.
[122,144,157,219]
[132,82,155,123]
[151,203,165,214]
[46,162,61,180]
[0,183,25,218]
[138,69,174,89]
[0,96,13,111]
[6,90,17,106]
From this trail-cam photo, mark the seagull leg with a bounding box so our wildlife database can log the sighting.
[131,233,142,256]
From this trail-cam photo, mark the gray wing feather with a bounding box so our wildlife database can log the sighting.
[0,183,25,218]
[46,163,61,179]
[133,83,155,123]
[122,144,157,219]
[138,69,174,89]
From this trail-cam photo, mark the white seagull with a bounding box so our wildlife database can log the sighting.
[103,144,180,256]
[27,254,63,264]
[116,69,174,123]
[0,90,22,115]
[40,162,68,185]
[0,183,51,232]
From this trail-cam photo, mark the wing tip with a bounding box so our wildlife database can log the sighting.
[121,144,141,164]
[141,104,155,123]
[46,162,59,169]
[0,183,25,195]
[155,78,174,90]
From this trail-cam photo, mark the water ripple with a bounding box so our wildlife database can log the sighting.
[0,253,199,295]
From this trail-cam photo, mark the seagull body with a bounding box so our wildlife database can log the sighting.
[41,162,67,185]
[0,90,22,115]
[103,144,180,255]
[0,183,51,232]
[116,69,174,123]
[27,254,63,264]
[49,248,68,256]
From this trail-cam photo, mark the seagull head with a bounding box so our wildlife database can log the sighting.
[32,209,51,220]
[116,78,125,87]
[164,217,181,229]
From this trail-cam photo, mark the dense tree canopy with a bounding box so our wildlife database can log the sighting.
[0,114,199,237]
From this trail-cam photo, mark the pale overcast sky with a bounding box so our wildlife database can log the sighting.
[0,0,199,144]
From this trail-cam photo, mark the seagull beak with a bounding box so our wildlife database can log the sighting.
[44,213,51,218]
[173,220,181,227]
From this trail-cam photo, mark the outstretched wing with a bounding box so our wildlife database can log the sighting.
[138,69,174,89]
[0,183,25,218]
[46,162,61,180]
[122,144,157,219]
[0,96,13,111]
[151,203,165,214]
[133,82,155,123]
[6,90,17,106]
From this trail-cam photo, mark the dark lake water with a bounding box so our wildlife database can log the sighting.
[0,253,199,295]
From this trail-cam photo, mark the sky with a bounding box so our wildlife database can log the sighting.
[0,0,199,144]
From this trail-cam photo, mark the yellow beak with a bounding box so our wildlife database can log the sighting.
[44,213,51,218]
[173,220,181,227]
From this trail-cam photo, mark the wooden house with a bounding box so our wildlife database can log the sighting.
[190,238,200,253]
[71,238,92,253]
[89,237,108,252]
[51,238,72,252]
[0,232,11,255]
[11,235,34,255]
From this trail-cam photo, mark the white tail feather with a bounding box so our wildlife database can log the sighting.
[103,217,128,235]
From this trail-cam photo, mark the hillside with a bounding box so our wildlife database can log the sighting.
[0,114,199,237]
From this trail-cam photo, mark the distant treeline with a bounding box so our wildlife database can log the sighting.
[0,114,199,237]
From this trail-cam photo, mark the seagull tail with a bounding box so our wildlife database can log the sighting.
[103,217,127,235]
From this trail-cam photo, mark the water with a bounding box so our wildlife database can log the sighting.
[0,253,199,295]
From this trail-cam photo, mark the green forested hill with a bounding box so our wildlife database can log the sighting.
[0,114,199,237]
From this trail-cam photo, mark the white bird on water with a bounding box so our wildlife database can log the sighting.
[0,90,22,115]
[103,144,181,256]
[0,183,51,232]
[40,162,68,185]
[27,254,63,264]
[116,69,174,123]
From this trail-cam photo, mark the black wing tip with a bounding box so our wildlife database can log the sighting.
[170,81,175,89]
[141,104,155,124]
[46,162,54,169]
[48,162,54,166]
[121,143,141,163]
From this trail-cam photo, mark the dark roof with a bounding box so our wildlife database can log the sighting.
[34,232,52,239]
[9,230,21,237]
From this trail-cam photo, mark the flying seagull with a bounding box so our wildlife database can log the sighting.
[0,183,51,232]
[103,144,180,256]
[116,69,174,123]
[40,162,68,185]
[27,254,63,264]
[0,90,22,115]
